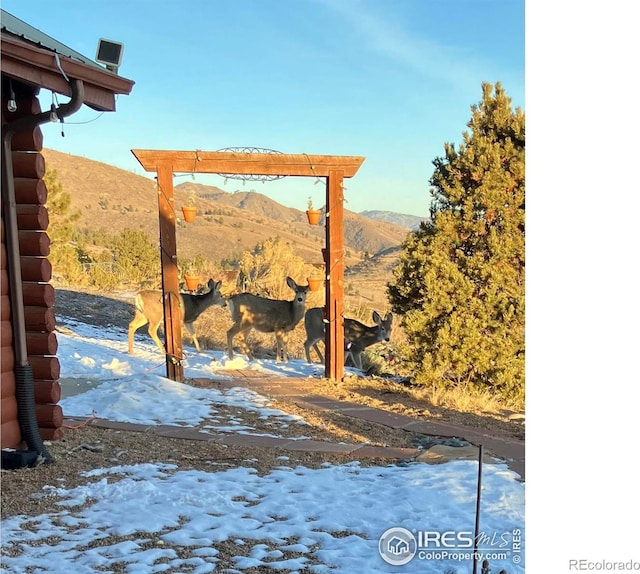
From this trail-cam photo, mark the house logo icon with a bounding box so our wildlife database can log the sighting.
[378,527,417,566]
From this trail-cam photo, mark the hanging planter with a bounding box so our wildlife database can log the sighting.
[182,206,197,223]
[306,209,322,225]
[182,191,197,222]
[184,274,199,291]
[307,274,324,292]
[306,196,322,225]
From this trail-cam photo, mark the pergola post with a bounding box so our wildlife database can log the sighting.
[324,170,345,380]
[156,163,184,382]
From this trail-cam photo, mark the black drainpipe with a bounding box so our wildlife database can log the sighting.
[1,78,85,465]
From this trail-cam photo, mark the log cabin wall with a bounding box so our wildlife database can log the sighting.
[1,84,64,449]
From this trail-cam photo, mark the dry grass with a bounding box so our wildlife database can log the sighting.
[335,360,523,419]
[311,376,524,439]
[419,383,518,413]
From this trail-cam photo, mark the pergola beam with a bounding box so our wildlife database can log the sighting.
[131,150,364,178]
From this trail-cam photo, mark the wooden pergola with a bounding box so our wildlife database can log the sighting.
[131,149,365,382]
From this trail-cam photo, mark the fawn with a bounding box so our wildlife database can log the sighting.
[304,307,393,370]
[128,278,226,354]
[226,276,309,363]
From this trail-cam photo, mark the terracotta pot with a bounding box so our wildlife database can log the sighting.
[184,274,199,291]
[306,209,322,225]
[182,206,197,222]
[307,276,324,292]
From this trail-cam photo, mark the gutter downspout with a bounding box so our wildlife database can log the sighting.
[1,78,85,464]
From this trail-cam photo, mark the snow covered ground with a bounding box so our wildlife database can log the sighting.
[0,318,525,573]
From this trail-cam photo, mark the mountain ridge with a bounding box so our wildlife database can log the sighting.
[41,148,411,266]
[359,210,426,230]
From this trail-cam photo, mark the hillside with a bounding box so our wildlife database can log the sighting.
[42,149,410,267]
[360,210,426,230]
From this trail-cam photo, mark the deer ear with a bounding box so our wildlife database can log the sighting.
[386,312,393,324]
[373,310,382,323]
[215,280,222,290]
[286,276,296,290]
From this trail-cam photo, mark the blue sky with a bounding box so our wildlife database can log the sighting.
[3,0,524,217]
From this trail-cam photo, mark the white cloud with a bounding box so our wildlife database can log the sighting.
[315,0,487,91]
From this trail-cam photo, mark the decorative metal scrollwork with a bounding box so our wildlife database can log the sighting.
[215,147,286,182]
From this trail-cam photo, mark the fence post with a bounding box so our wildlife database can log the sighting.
[473,444,484,574]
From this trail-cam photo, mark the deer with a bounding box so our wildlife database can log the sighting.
[226,276,309,363]
[128,278,226,355]
[303,307,393,370]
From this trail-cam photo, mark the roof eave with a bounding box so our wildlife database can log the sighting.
[1,33,135,112]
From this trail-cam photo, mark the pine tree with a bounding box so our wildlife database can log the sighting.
[387,82,525,404]
[111,228,160,284]
[44,168,86,283]
[44,168,81,244]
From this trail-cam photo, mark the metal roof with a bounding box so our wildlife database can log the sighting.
[1,9,103,71]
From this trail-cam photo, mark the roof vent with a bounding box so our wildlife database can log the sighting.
[95,38,124,74]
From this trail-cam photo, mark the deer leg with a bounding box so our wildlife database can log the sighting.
[226,324,244,359]
[312,343,324,363]
[344,341,363,370]
[276,332,289,363]
[238,329,254,360]
[184,322,201,352]
[303,337,313,363]
[128,311,149,355]
[147,320,166,354]
[352,350,364,370]
[226,326,236,359]
[304,336,324,363]
[304,338,322,363]
[227,325,254,360]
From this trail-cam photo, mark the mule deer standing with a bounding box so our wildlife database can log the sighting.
[227,276,309,363]
[128,278,226,355]
[304,307,393,370]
